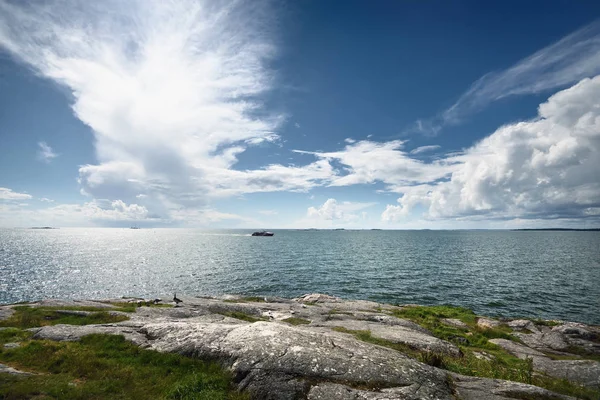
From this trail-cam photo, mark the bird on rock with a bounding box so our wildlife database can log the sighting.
[173,293,183,305]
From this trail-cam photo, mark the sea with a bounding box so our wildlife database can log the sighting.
[1,228,599,324]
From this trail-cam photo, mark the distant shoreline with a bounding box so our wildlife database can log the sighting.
[511,228,600,231]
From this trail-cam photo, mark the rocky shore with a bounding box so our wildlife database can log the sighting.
[1,294,599,399]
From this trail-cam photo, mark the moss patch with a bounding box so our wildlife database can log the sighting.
[0,306,129,329]
[391,305,518,349]
[217,311,267,323]
[0,333,247,400]
[531,319,561,327]
[0,327,33,345]
[282,317,310,326]
[331,327,418,356]
[106,301,174,312]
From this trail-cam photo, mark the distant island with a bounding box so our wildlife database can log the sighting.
[512,228,600,231]
[30,227,58,230]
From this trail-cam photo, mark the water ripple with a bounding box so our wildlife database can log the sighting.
[1,228,599,324]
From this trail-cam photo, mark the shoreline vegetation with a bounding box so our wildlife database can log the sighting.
[1,295,599,399]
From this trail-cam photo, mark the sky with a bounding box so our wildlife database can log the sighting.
[1,0,600,229]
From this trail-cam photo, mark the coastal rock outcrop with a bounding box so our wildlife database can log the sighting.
[2,294,597,399]
[0,363,35,376]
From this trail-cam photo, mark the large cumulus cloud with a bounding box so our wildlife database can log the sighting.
[384,76,600,222]
[0,0,328,223]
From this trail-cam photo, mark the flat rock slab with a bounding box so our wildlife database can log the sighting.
[488,339,547,358]
[0,306,15,321]
[30,323,150,348]
[146,321,454,399]
[507,319,540,334]
[490,338,600,388]
[296,293,340,303]
[313,319,461,357]
[450,373,575,400]
[442,318,469,329]
[0,363,35,376]
[307,382,453,400]
[477,318,502,329]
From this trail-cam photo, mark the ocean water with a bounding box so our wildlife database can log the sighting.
[1,228,599,324]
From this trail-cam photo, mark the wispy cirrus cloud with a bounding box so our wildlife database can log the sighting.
[0,187,32,201]
[0,0,329,222]
[294,140,456,189]
[37,142,58,163]
[413,19,600,135]
[410,145,440,155]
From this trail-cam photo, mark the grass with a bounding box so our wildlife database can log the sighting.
[391,305,518,349]
[333,305,600,400]
[332,327,418,356]
[105,301,174,312]
[0,306,130,329]
[0,333,248,400]
[0,327,33,345]
[0,301,175,329]
[531,318,561,327]
[216,311,267,323]
[281,317,311,326]
[554,346,600,362]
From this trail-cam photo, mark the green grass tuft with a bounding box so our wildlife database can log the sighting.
[0,306,129,329]
[282,317,311,326]
[106,301,174,312]
[331,327,418,356]
[531,319,561,327]
[217,311,267,323]
[391,305,519,349]
[0,334,247,399]
[0,327,33,345]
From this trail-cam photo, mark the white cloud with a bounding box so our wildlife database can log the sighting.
[410,145,440,155]
[0,199,149,227]
[199,159,334,197]
[37,142,58,163]
[0,198,266,228]
[0,187,32,201]
[296,140,456,189]
[307,198,376,223]
[1,0,326,219]
[39,197,54,202]
[344,138,356,144]
[258,210,278,215]
[295,122,300,128]
[384,75,600,223]
[414,20,600,135]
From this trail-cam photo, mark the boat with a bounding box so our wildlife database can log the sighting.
[252,231,274,236]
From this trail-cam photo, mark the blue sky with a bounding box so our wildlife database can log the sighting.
[1,0,600,228]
